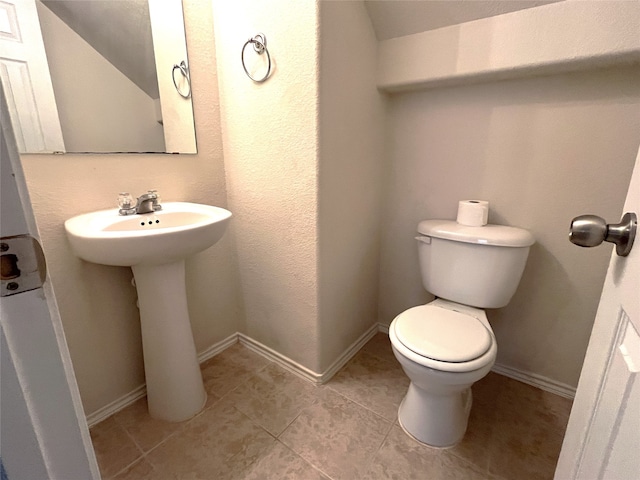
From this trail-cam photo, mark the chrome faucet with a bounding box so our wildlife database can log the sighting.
[118,190,162,215]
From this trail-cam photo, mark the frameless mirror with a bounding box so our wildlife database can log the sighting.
[0,0,197,154]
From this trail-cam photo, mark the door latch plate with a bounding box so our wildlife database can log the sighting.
[1,235,46,296]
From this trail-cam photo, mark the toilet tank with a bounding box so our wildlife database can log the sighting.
[416,220,535,309]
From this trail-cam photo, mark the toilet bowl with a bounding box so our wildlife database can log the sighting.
[389,299,496,447]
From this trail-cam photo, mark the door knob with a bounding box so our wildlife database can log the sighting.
[569,212,636,257]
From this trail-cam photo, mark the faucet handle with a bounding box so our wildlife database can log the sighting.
[148,190,162,211]
[118,192,134,208]
[118,192,137,215]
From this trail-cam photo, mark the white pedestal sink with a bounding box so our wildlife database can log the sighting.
[64,202,232,422]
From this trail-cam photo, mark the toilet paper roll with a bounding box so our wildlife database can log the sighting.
[456,200,489,226]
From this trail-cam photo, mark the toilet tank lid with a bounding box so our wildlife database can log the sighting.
[417,220,535,247]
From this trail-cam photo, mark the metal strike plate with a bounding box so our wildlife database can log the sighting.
[1,235,47,296]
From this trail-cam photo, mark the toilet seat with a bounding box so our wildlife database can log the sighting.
[395,305,492,362]
[390,302,497,373]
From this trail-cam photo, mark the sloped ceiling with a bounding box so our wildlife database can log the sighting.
[364,0,563,41]
[40,0,159,99]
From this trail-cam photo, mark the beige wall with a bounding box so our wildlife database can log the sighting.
[378,66,640,388]
[317,1,387,371]
[212,0,322,371]
[20,1,244,417]
[37,2,165,153]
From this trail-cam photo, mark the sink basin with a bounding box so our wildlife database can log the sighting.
[64,202,232,267]
[64,202,232,422]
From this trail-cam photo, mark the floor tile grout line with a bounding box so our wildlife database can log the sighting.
[272,378,332,439]
[222,426,279,477]
[214,359,328,439]
[209,362,277,414]
[227,419,337,480]
[97,419,145,479]
[105,453,146,480]
[115,391,228,477]
[223,399,341,479]
[282,384,396,478]
[274,386,389,479]
[325,381,401,425]
[110,414,147,455]
[275,408,305,440]
[276,434,335,480]
[361,418,398,478]
[271,438,336,480]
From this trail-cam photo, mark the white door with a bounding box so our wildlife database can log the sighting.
[0,83,98,478]
[0,0,64,153]
[555,148,640,478]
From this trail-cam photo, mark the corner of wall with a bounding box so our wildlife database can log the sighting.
[316,0,388,372]
[212,0,322,373]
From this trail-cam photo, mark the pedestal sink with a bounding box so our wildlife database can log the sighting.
[64,202,232,422]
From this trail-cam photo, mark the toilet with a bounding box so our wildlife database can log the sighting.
[389,219,534,447]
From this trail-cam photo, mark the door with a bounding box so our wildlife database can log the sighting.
[0,83,97,478]
[555,148,639,478]
[0,0,64,153]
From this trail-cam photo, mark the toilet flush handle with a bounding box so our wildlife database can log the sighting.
[415,236,432,244]
[569,212,636,257]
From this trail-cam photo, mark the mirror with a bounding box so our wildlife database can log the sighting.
[0,0,197,154]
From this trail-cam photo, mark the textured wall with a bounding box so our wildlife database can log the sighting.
[212,0,321,371]
[317,1,387,371]
[378,66,640,388]
[20,1,244,417]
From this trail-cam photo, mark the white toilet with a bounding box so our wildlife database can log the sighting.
[389,219,534,447]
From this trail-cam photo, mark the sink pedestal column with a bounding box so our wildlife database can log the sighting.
[132,260,206,422]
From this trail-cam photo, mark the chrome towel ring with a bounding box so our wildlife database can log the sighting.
[241,33,271,83]
[172,60,191,98]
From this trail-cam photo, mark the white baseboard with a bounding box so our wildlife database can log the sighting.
[86,385,147,427]
[238,333,323,383]
[88,325,574,427]
[491,363,576,399]
[197,332,240,364]
[85,326,379,425]
[319,323,380,383]
[239,323,380,385]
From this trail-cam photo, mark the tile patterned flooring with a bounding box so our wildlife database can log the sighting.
[91,333,573,479]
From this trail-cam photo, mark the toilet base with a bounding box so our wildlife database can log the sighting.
[397,382,473,448]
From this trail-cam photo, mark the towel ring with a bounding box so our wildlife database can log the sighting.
[241,33,271,83]
[172,60,191,98]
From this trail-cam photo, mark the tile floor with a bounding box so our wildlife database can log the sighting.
[91,333,573,479]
